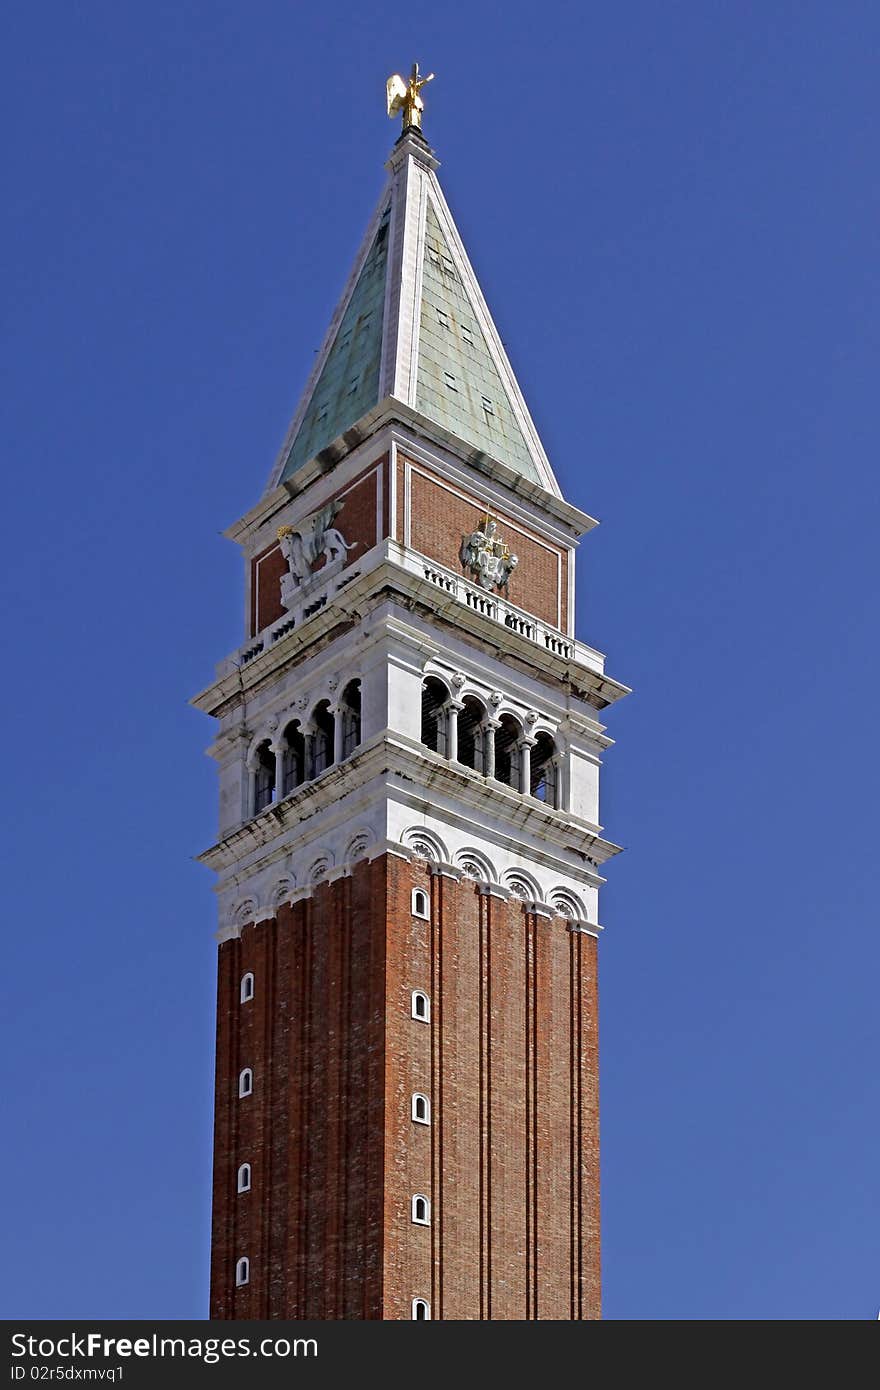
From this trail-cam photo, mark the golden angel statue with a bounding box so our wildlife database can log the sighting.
[386,62,435,133]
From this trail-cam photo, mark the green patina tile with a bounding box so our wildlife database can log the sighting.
[280,206,390,482]
[415,204,541,485]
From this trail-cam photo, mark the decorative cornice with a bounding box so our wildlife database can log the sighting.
[197,735,619,881]
[191,543,628,720]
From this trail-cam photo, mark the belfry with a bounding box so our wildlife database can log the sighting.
[194,71,628,1320]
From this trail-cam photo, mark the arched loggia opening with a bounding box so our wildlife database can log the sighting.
[340,679,362,759]
[280,720,307,796]
[311,700,335,778]
[494,714,522,788]
[252,739,275,813]
[421,677,449,756]
[530,731,559,807]
[457,696,485,773]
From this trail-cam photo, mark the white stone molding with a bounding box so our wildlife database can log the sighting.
[428,860,463,882]
[477,882,511,901]
[502,869,543,903]
[548,888,587,922]
[523,900,556,919]
[401,825,449,863]
[308,853,334,885]
[270,876,296,911]
[454,847,497,883]
[344,830,374,863]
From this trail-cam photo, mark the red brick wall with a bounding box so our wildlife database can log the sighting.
[209,854,600,1319]
[399,456,569,631]
[250,457,388,635]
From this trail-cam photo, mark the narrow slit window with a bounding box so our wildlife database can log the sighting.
[237,1163,252,1193]
[411,888,430,920]
[411,1093,430,1125]
[411,1194,431,1226]
[238,1068,253,1098]
[240,972,254,1004]
[411,990,430,1023]
[235,1257,249,1287]
[412,1298,430,1320]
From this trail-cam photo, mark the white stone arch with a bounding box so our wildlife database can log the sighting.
[245,726,278,769]
[401,826,449,864]
[420,666,454,701]
[492,702,526,728]
[344,829,374,864]
[454,847,497,883]
[269,875,296,911]
[548,888,587,922]
[454,684,489,713]
[231,898,258,929]
[502,868,543,903]
[529,718,557,740]
[308,852,334,884]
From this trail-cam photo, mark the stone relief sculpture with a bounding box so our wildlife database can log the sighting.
[278,499,355,589]
[277,499,358,614]
[460,515,519,592]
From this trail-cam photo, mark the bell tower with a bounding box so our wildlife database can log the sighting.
[194,81,628,1321]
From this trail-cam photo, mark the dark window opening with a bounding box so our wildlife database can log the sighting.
[457,697,485,772]
[253,741,275,812]
[281,721,306,796]
[531,732,558,806]
[340,680,362,759]
[421,678,449,756]
[311,700,335,777]
[495,714,522,788]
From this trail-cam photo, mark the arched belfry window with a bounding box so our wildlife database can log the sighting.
[311,700,335,778]
[494,714,522,789]
[280,720,306,796]
[340,679,362,759]
[531,732,559,807]
[457,696,485,773]
[252,740,275,813]
[421,677,449,756]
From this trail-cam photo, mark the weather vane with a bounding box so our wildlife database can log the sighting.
[386,62,435,133]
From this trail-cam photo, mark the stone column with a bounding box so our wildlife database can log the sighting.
[331,704,344,765]
[271,740,287,801]
[303,724,316,781]
[447,699,464,762]
[519,736,536,795]
[551,752,563,810]
[484,718,500,779]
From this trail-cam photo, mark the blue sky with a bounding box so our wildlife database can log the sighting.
[2,1,877,1320]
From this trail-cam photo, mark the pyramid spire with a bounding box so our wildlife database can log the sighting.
[266,89,560,498]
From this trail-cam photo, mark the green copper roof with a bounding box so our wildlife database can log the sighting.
[280,206,390,482]
[415,204,541,485]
